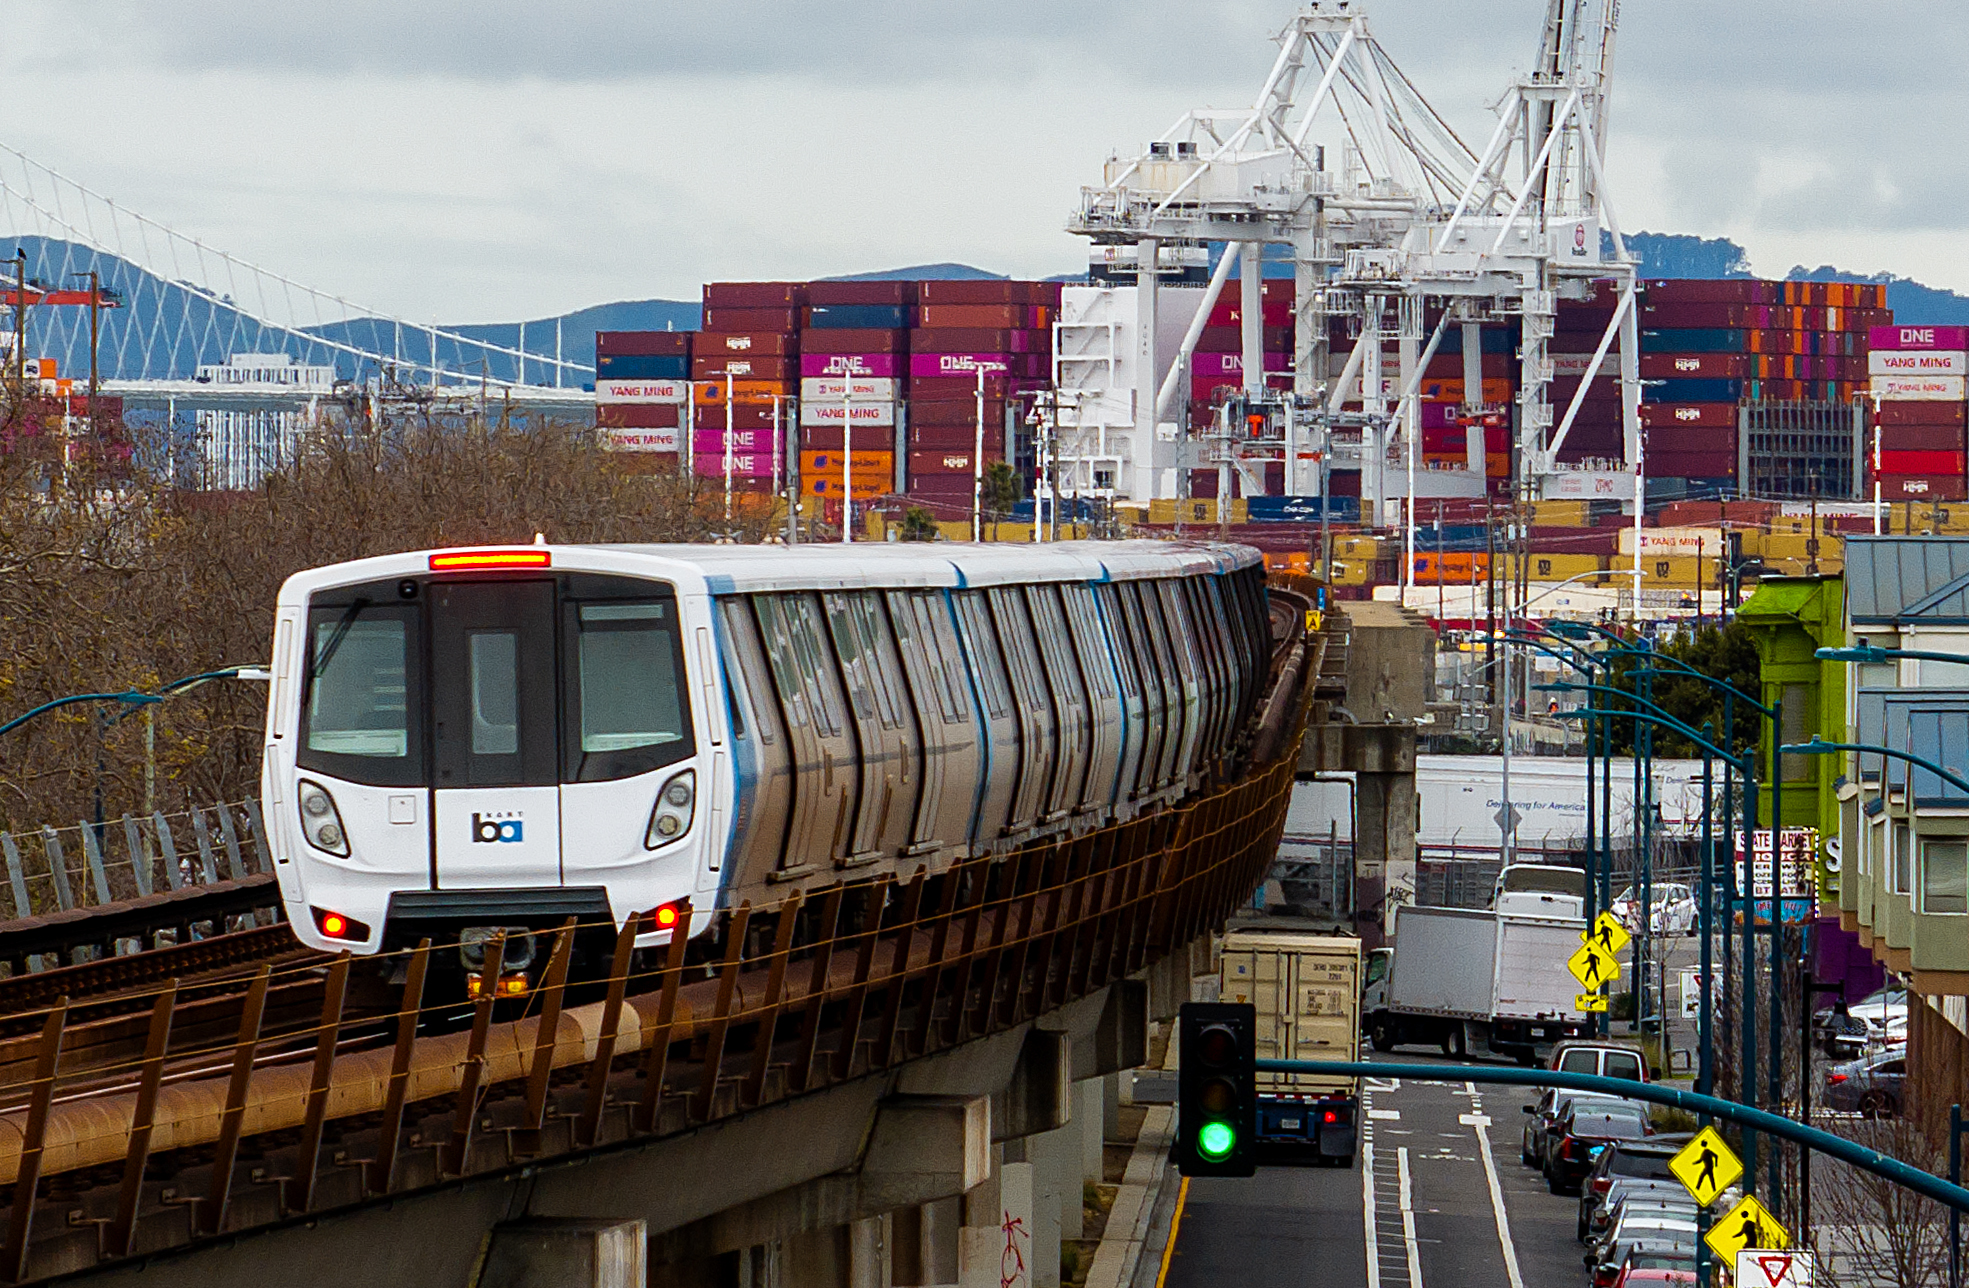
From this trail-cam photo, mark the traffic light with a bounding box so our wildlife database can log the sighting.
[1177,1001,1256,1177]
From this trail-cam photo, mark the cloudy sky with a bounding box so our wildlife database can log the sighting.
[4,1,1963,321]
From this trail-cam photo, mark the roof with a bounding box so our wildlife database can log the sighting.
[1737,576,1827,625]
[1845,536,1969,625]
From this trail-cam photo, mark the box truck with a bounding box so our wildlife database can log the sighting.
[1220,928,1362,1165]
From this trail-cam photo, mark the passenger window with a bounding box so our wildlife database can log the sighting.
[716,600,767,743]
[902,592,968,724]
[561,599,692,781]
[1062,586,1116,699]
[953,592,1011,720]
[305,611,412,760]
[1604,1052,1642,1082]
[1559,1050,1597,1076]
[469,632,521,755]
[1094,586,1141,701]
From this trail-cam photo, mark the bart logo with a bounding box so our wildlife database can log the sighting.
[471,813,524,843]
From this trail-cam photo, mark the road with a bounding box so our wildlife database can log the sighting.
[1162,1052,1590,1288]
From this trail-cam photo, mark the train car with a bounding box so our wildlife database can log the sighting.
[260,539,1270,977]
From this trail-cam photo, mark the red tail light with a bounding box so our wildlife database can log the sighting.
[428,548,551,571]
[643,902,684,931]
[1827,1072,1848,1084]
[1560,1139,1572,1160]
[1323,1110,1338,1124]
[311,906,371,941]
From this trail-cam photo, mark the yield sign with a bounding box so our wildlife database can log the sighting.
[1669,1126,1742,1207]
[1706,1194,1790,1265]
[1736,1250,1812,1288]
[1583,910,1631,957]
[1566,940,1617,992]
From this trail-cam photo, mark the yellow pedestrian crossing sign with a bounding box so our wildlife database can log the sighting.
[1705,1194,1790,1265]
[1567,940,1618,992]
[1670,1126,1743,1207]
[1575,992,1610,1012]
[1584,911,1631,957]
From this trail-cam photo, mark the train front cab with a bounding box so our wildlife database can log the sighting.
[265,550,723,976]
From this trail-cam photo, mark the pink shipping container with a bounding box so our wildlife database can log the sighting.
[692,452,775,478]
[1191,351,1290,377]
[800,352,902,378]
[909,352,1021,379]
[1869,325,1969,351]
[691,429,782,455]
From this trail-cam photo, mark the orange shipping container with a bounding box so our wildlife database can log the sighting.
[695,378,793,406]
[916,304,1049,329]
[801,450,894,500]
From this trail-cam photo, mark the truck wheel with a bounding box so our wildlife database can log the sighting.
[1371,1017,1396,1052]
[1442,1025,1466,1058]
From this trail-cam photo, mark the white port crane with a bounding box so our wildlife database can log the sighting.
[1067,0,1644,599]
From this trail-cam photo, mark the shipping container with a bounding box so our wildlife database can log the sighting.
[1642,377,1742,403]
[692,354,795,381]
[907,423,993,451]
[597,426,680,453]
[1871,375,1968,402]
[596,378,690,405]
[703,282,805,309]
[1642,279,1776,305]
[800,401,897,427]
[596,330,691,357]
[701,307,800,333]
[691,402,778,430]
[802,450,896,499]
[1145,498,1248,525]
[1639,328,1746,354]
[1647,451,1739,479]
[1613,555,1722,585]
[907,375,1020,399]
[595,353,688,380]
[806,304,911,330]
[1876,474,1969,502]
[596,403,683,429]
[694,378,793,406]
[1878,423,1969,452]
[909,397,1009,427]
[1192,350,1292,377]
[1869,325,1969,352]
[691,428,782,455]
[1877,450,1967,476]
[1196,325,1294,353]
[807,280,916,307]
[799,328,908,355]
[1880,401,1968,428]
[1639,402,1738,429]
[691,452,775,478]
[1640,352,1748,380]
[908,327,1048,354]
[799,352,902,378]
[908,447,1001,475]
[917,280,1060,306]
[801,375,898,401]
[698,331,794,356]
[908,353,1043,380]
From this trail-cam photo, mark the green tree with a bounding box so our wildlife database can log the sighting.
[980,461,1022,539]
[1601,620,1761,758]
[899,506,939,542]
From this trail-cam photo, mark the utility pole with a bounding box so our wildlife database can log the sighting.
[10,250,24,397]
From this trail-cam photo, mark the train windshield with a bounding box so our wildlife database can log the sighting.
[300,601,423,785]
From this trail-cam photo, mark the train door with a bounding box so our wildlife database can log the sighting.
[1091,584,1146,809]
[1060,584,1122,815]
[824,590,920,863]
[1023,585,1091,819]
[950,590,1019,843]
[715,599,795,889]
[987,587,1057,830]
[887,590,980,859]
[753,593,860,872]
[428,580,561,889]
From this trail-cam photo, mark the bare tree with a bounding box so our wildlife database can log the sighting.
[1813,1112,1948,1288]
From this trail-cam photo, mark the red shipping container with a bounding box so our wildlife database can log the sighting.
[1640,402,1737,429]
[596,404,682,429]
[799,328,907,354]
[1877,450,1966,476]
[909,423,995,450]
[909,328,1048,354]
[1424,352,1514,378]
[698,331,794,356]
[1879,401,1968,427]
[692,354,794,381]
[1641,352,1748,380]
[701,307,799,333]
[1642,279,1776,305]
[910,398,1009,428]
[1641,302,1749,328]
[596,331,690,357]
[918,304,1049,329]
[1879,423,1969,451]
[799,425,895,452]
[1877,474,1969,502]
[909,447,1002,476]
[1206,299,1296,328]
[1648,451,1738,478]
[907,475,977,502]
[918,280,1059,306]
[694,403,779,430]
[807,280,917,306]
[1421,424,1510,452]
[908,375,1019,400]
[1648,424,1738,453]
[703,281,805,308]
[1550,375,1621,404]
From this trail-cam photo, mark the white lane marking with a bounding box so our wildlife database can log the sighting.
[1368,1108,1402,1120]
[1397,1147,1425,1288]
[1466,1105,1526,1288]
[1367,1077,1401,1092]
[1362,1134,1381,1288]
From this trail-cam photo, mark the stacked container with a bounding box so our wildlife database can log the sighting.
[594,331,689,456]
[907,280,1058,515]
[1868,324,1969,502]
[694,282,801,490]
[1189,278,1292,498]
[1417,317,1516,489]
[801,281,911,514]
[1637,279,1887,492]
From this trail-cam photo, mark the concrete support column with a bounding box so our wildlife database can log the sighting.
[958,1145,1006,1288]
[1354,770,1419,947]
[1031,1121,1078,1249]
[786,1228,851,1288]
[479,1218,647,1288]
[849,1215,891,1288]
[1078,1080,1105,1188]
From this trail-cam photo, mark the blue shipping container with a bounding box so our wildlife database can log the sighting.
[1245,495,1363,523]
[808,304,910,330]
[1642,377,1742,403]
[1639,328,1745,354]
[597,353,688,379]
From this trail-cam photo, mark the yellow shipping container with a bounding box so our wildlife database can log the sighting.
[1515,553,1607,581]
[1757,531,1843,561]
[1615,555,1722,585]
[1331,534,1385,559]
[1528,500,1591,527]
[1326,558,1372,587]
[1147,498,1248,525]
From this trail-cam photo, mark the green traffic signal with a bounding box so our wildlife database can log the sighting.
[1197,1120,1237,1161]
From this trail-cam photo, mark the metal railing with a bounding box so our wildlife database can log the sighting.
[0,799,270,921]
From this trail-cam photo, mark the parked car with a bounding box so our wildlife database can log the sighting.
[1822,986,1908,1058]
[1610,883,1697,936]
[1583,1178,1685,1242]
[1614,1254,1698,1286]
[1544,1101,1652,1193]
[1550,1039,1652,1082]
[1592,1213,1698,1279]
[1588,1182,1727,1244]
[1824,1050,1906,1117]
[1579,1141,1686,1241]
[1520,1088,1635,1167]
[1588,1237,1697,1288]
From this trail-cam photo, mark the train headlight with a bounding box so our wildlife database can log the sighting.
[645,769,696,849]
[296,780,350,857]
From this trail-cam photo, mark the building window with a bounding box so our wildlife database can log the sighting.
[1923,840,1968,914]
[1894,827,1912,895]
[1779,683,1811,782]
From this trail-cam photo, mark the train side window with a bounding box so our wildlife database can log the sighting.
[1023,585,1084,699]
[901,591,969,724]
[989,587,1049,713]
[952,591,1011,720]
[852,594,910,731]
[1119,582,1164,704]
[716,599,770,744]
[756,594,842,738]
[1093,585,1142,702]
[1062,585,1116,699]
